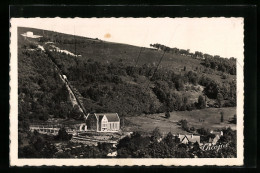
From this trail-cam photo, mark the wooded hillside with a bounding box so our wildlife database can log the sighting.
[18,27,237,124]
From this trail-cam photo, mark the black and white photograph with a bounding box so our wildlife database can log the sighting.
[10,17,244,166]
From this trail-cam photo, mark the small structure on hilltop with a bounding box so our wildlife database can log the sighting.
[85,113,120,132]
[21,31,42,39]
[177,134,200,144]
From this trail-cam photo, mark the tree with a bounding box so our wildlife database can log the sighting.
[55,127,72,141]
[197,95,206,109]
[197,128,209,136]
[229,114,236,124]
[163,132,174,145]
[151,127,162,142]
[178,119,189,132]
[175,79,184,91]
[204,81,219,99]
[220,111,224,123]
[165,111,170,119]
[69,106,83,119]
[33,137,45,151]
[53,84,69,103]
[117,132,150,158]
[42,142,58,158]
[217,93,224,108]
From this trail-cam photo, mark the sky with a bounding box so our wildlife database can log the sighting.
[12,18,244,59]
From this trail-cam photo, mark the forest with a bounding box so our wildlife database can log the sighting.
[18,43,75,131]
[18,126,236,158]
[150,43,236,75]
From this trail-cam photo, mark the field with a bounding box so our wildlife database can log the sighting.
[124,107,236,136]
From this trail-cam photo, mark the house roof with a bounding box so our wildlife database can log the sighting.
[210,131,223,136]
[179,134,200,143]
[212,135,220,144]
[95,113,119,122]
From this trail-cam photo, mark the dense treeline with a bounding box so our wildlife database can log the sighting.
[19,127,236,158]
[116,127,236,158]
[150,43,192,56]
[150,43,207,59]
[150,43,236,75]
[19,130,58,158]
[19,128,72,158]
[203,56,236,75]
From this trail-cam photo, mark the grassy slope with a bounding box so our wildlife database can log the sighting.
[125,107,236,135]
[18,27,235,82]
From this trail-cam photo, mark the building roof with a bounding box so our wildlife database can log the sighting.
[21,31,42,38]
[95,113,119,122]
[178,134,200,143]
[210,130,223,136]
[212,135,220,145]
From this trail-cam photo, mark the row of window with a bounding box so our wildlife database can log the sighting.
[102,122,119,130]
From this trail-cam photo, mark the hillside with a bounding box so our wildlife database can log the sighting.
[18,27,237,124]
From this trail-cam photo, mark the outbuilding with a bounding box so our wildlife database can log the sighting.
[178,134,200,144]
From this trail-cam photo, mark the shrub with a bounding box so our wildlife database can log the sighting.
[197,95,206,109]
[197,128,209,136]
[150,127,162,142]
[55,127,72,141]
[229,114,236,124]
[178,119,189,132]
[165,111,170,119]
[190,127,195,132]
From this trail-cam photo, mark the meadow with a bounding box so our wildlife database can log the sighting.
[124,107,236,135]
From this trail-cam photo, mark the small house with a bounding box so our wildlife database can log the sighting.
[85,113,120,132]
[208,130,223,145]
[178,134,200,144]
